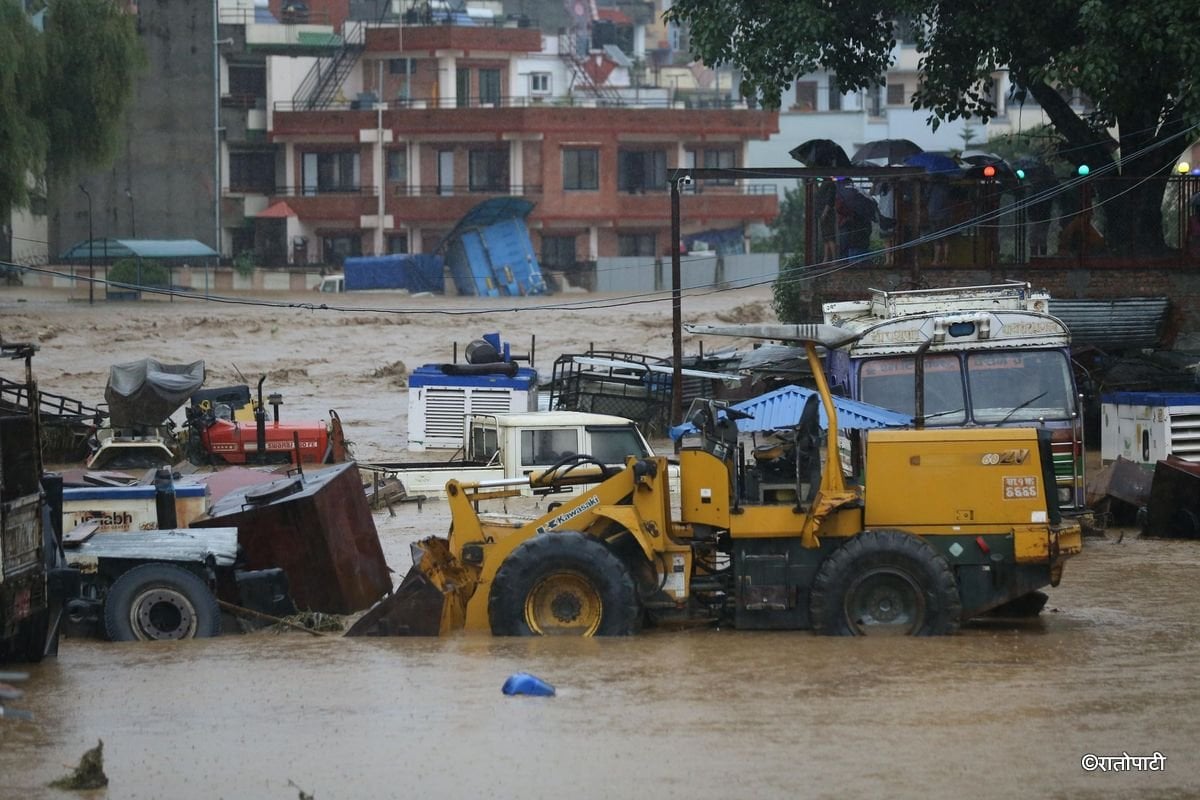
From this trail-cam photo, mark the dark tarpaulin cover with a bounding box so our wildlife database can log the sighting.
[105,358,205,427]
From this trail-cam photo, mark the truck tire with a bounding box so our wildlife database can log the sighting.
[103,563,222,642]
[488,531,640,636]
[810,529,961,636]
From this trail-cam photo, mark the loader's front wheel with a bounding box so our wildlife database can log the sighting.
[489,531,639,636]
[810,530,961,636]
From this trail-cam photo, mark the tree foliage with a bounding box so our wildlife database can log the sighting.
[760,184,807,255]
[0,1,48,214]
[666,0,1200,254]
[0,0,143,215]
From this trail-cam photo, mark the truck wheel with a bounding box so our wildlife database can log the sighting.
[489,531,640,636]
[103,563,221,642]
[810,530,961,636]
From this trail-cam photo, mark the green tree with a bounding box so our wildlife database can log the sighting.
[0,0,142,217]
[108,258,168,288]
[762,184,807,255]
[666,0,1200,255]
[0,1,48,216]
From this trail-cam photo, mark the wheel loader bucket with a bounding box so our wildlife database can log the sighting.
[344,537,472,637]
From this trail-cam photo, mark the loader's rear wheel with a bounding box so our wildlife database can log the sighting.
[489,531,639,636]
[810,530,961,636]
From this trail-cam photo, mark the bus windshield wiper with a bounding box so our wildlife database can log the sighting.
[922,407,964,421]
[997,391,1048,426]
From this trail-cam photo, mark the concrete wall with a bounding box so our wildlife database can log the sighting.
[50,0,218,257]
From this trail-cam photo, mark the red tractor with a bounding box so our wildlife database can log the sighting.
[185,377,349,466]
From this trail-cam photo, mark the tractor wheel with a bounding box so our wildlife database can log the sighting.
[103,563,222,642]
[810,530,961,636]
[488,531,640,636]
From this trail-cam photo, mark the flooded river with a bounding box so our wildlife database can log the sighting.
[2,289,1198,797]
[2,531,1198,799]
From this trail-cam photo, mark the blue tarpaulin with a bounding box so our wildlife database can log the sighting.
[343,254,445,292]
[669,384,912,440]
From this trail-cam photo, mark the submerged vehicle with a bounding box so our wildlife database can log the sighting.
[349,324,1081,638]
[819,282,1085,513]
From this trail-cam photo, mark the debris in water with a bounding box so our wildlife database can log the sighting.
[288,778,315,799]
[49,739,108,791]
[502,672,556,697]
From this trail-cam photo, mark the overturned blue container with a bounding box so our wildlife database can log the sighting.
[502,672,556,697]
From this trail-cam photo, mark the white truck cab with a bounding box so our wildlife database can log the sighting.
[315,274,345,293]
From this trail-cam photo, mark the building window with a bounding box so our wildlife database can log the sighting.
[887,83,906,105]
[321,233,362,265]
[469,149,509,192]
[867,84,883,116]
[563,148,599,190]
[618,233,656,257]
[617,149,667,193]
[479,68,502,105]
[229,151,276,194]
[530,72,551,95]
[387,150,407,184]
[228,64,266,106]
[794,80,817,111]
[541,235,577,268]
[388,58,411,75]
[827,75,842,111]
[386,234,408,254]
[688,148,735,185]
[302,151,360,195]
[456,67,471,107]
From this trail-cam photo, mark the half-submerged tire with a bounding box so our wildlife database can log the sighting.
[104,563,222,642]
[489,531,640,636]
[810,529,961,636]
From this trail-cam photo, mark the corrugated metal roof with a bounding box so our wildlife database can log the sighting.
[61,238,218,261]
[669,384,912,439]
[1049,297,1169,351]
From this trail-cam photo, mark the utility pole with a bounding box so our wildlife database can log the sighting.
[78,184,93,305]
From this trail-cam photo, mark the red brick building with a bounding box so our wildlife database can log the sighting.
[261,12,779,272]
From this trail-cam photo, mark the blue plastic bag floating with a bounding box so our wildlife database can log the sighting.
[502,672,556,697]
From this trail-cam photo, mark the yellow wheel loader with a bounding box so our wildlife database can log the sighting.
[349,325,1081,638]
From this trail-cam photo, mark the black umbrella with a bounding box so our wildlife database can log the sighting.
[789,139,851,168]
[852,138,923,165]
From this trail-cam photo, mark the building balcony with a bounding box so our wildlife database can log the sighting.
[271,186,379,220]
[271,99,778,141]
[363,22,542,55]
[386,185,544,224]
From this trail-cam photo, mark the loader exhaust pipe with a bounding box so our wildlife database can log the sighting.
[255,375,267,464]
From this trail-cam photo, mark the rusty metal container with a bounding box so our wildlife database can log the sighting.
[1142,456,1200,539]
[191,462,390,614]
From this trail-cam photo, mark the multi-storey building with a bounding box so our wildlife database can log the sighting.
[49,0,779,280]
[257,1,779,271]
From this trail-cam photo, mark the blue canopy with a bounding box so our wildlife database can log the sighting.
[669,384,912,440]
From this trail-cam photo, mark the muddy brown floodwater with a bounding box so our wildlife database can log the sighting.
[2,288,1199,798]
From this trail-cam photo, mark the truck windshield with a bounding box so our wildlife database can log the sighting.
[859,354,966,424]
[587,426,651,463]
[966,350,1075,422]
